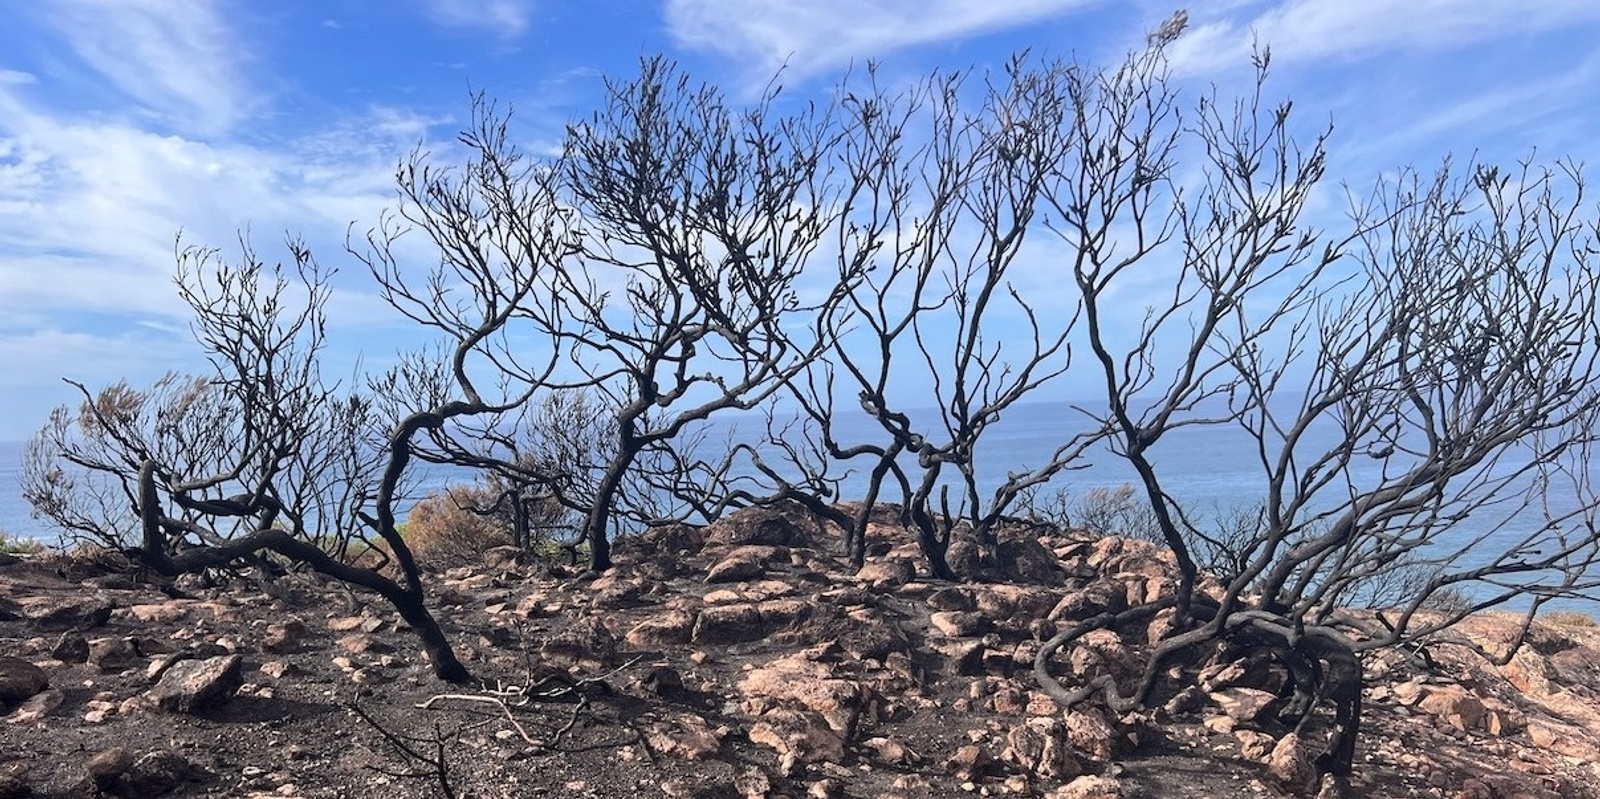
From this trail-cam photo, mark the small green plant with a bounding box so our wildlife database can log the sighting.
[0,527,45,555]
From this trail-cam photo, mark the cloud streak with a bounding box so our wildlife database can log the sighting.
[664,0,1101,82]
[1168,0,1600,75]
[422,0,536,39]
[39,0,253,136]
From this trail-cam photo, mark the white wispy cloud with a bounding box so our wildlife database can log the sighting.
[1168,0,1600,75]
[422,0,536,38]
[0,82,443,439]
[664,0,1101,81]
[40,0,253,136]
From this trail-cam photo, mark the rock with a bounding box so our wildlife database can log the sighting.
[592,580,649,609]
[624,609,697,648]
[854,559,915,588]
[49,633,89,663]
[87,637,140,674]
[1048,774,1127,799]
[1063,706,1124,762]
[0,658,48,704]
[6,688,64,723]
[19,595,113,631]
[120,750,192,797]
[739,653,867,733]
[827,613,911,663]
[336,633,395,656]
[1526,720,1600,761]
[327,614,383,633]
[540,617,617,666]
[1209,687,1278,723]
[692,604,766,645]
[645,712,724,760]
[747,708,845,769]
[992,536,1063,583]
[930,611,989,638]
[1267,732,1314,792]
[706,552,766,584]
[1000,717,1082,780]
[86,747,134,791]
[704,503,819,548]
[634,523,706,556]
[945,743,991,782]
[757,598,811,632]
[926,587,975,612]
[971,584,1060,625]
[146,654,243,713]
[262,619,311,653]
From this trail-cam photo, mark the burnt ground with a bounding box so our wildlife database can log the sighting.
[1,512,1597,799]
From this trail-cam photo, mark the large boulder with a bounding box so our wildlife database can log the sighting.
[704,504,821,548]
[739,653,869,734]
[146,655,243,713]
[0,657,48,704]
[692,604,766,645]
[747,708,845,770]
[19,595,114,631]
[625,609,697,648]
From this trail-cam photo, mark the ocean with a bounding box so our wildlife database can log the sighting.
[2,401,1595,614]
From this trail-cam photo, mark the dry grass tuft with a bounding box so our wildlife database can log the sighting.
[402,485,514,570]
[1543,610,1598,628]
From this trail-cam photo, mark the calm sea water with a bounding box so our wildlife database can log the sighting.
[3,401,1594,613]
[0,440,29,541]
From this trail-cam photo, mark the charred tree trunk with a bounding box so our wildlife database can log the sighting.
[135,461,474,684]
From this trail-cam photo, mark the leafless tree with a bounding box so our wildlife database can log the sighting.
[21,233,482,680]
[25,237,387,558]
[1030,22,1600,783]
[546,57,854,572]
[348,95,589,679]
[742,58,1104,580]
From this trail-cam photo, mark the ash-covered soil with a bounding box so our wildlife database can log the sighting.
[1,507,1597,798]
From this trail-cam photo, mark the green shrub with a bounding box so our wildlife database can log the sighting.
[0,527,44,555]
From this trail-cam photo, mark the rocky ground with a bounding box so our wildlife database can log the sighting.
[1,505,1598,798]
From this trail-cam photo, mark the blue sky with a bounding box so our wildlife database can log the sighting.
[2,0,1600,440]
